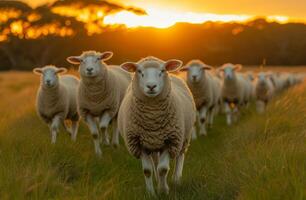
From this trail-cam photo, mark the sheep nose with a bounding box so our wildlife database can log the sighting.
[192,75,197,81]
[87,68,93,72]
[46,80,51,84]
[146,84,157,91]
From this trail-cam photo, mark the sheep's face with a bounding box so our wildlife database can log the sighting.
[67,51,113,78]
[247,73,254,81]
[221,64,242,80]
[258,73,268,85]
[181,61,212,83]
[79,55,104,77]
[188,65,212,83]
[121,58,182,98]
[33,66,67,88]
[223,66,235,80]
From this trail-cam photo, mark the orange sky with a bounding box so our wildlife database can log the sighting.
[22,0,306,22]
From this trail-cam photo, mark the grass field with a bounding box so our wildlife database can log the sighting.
[0,69,305,199]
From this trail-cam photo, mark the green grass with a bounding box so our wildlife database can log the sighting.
[0,72,305,199]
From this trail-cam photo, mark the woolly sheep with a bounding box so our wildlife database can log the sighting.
[118,57,196,195]
[33,65,80,143]
[267,71,284,94]
[255,72,275,113]
[219,63,249,125]
[180,60,222,137]
[245,71,256,101]
[244,71,256,105]
[67,51,131,156]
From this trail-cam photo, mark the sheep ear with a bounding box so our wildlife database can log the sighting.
[56,68,67,74]
[202,65,212,70]
[98,51,113,61]
[234,64,242,71]
[218,66,225,71]
[180,65,189,71]
[219,64,228,71]
[121,62,137,72]
[67,56,82,64]
[33,68,43,75]
[165,59,183,72]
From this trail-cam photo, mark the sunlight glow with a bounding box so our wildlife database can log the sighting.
[267,15,289,24]
[103,9,252,28]
[0,5,296,42]
[51,5,106,22]
[0,9,21,23]
[1,19,74,40]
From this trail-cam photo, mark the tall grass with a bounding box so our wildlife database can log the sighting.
[0,71,305,199]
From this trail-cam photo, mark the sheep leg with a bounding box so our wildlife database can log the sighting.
[199,106,208,136]
[151,152,160,184]
[232,106,239,123]
[191,126,197,140]
[256,100,265,114]
[224,102,232,126]
[99,112,112,146]
[64,121,73,135]
[157,150,170,194]
[141,152,156,196]
[50,115,61,144]
[208,107,214,128]
[86,115,102,156]
[195,111,201,135]
[173,153,185,184]
[71,121,79,142]
[111,118,119,147]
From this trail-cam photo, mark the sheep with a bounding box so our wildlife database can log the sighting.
[118,56,196,195]
[219,63,249,126]
[267,71,284,94]
[33,65,80,143]
[246,71,256,97]
[255,72,275,113]
[244,71,256,106]
[180,60,222,137]
[67,51,131,156]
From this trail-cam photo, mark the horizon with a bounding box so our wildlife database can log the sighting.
[18,0,306,27]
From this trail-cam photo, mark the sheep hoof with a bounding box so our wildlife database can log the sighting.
[103,140,110,146]
[147,190,157,197]
[96,151,102,158]
[158,185,169,195]
[199,130,207,136]
[173,176,182,185]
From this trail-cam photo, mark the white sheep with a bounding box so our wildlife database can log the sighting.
[219,63,249,126]
[244,71,256,106]
[67,51,131,156]
[118,57,196,195]
[255,72,275,113]
[33,65,80,143]
[180,60,222,137]
[266,71,284,94]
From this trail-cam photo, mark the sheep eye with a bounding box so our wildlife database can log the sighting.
[159,70,165,76]
[137,70,144,77]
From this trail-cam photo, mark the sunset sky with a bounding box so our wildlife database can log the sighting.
[21,0,306,21]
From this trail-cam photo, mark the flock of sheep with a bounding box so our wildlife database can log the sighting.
[33,51,304,196]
